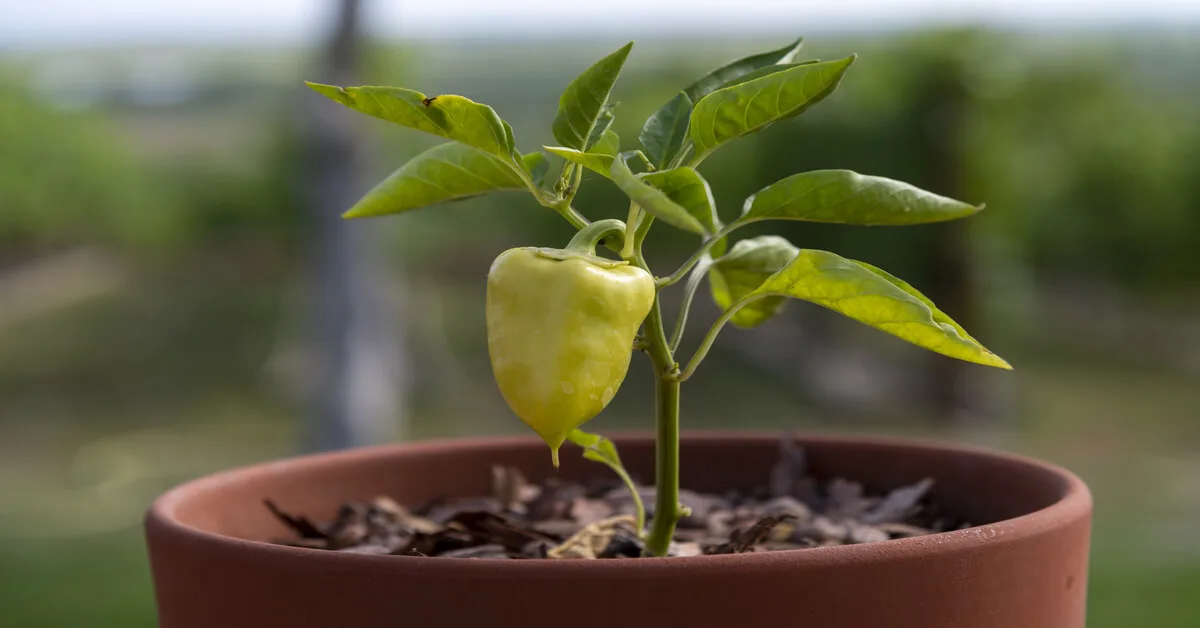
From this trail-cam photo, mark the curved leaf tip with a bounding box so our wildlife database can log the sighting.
[552,41,635,150]
[690,55,858,159]
[305,81,350,104]
[731,249,1012,370]
[739,169,981,227]
[341,142,525,219]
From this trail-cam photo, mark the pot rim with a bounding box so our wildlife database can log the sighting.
[146,430,1091,574]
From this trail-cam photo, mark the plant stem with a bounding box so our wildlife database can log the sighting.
[561,163,583,206]
[627,218,680,556]
[560,205,590,230]
[642,297,681,557]
[677,292,769,382]
[612,464,647,535]
[656,222,739,288]
[565,219,625,253]
[669,258,710,352]
[645,367,680,556]
[566,429,647,536]
[620,202,641,260]
[667,142,693,170]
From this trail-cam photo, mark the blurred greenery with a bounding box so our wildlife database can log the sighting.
[2,29,1199,627]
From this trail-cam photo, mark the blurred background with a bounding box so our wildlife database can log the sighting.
[2,0,1199,625]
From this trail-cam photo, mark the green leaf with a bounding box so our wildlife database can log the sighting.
[544,129,621,178]
[610,158,707,235]
[740,170,981,226]
[566,429,644,534]
[709,235,728,259]
[742,249,1011,369]
[639,168,720,235]
[855,261,992,349]
[566,429,621,465]
[637,39,802,170]
[682,37,804,104]
[689,56,856,160]
[502,120,519,160]
[585,105,615,151]
[552,42,634,151]
[717,60,821,90]
[708,236,799,328]
[306,83,514,160]
[593,128,620,162]
[638,91,692,169]
[343,143,524,219]
[521,152,551,189]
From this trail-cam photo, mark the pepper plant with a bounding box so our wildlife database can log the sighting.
[307,38,1011,557]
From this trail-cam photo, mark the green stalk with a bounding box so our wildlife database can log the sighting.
[678,292,769,382]
[620,202,641,260]
[641,295,681,557]
[656,222,739,288]
[633,225,683,557]
[566,218,625,253]
[669,258,710,352]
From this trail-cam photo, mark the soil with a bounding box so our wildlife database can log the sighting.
[265,436,964,559]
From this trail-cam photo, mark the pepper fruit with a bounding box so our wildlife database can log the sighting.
[486,220,655,466]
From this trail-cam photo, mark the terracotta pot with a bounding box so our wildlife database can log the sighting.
[145,432,1091,628]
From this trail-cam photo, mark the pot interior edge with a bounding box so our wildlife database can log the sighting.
[162,434,1073,544]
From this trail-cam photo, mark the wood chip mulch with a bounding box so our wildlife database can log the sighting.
[266,437,965,559]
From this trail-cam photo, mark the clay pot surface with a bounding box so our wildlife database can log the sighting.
[146,432,1091,628]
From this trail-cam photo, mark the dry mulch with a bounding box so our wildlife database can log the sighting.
[266,437,964,559]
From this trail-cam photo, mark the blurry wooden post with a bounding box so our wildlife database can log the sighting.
[303,0,407,451]
[917,42,994,427]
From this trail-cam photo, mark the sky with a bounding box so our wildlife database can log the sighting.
[4,0,1200,50]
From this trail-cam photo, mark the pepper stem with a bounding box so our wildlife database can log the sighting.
[565,219,626,256]
[643,344,681,556]
[635,236,683,557]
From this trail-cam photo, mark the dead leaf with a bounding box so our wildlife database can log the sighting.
[441,543,510,559]
[861,478,933,525]
[446,511,556,552]
[569,497,614,525]
[876,522,935,538]
[325,503,369,549]
[770,432,807,498]
[548,515,637,559]
[825,478,874,519]
[263,499,325,539]
[526,478,582,521]
[491,465,539,512]
[336,543,394,554]
[790,516,848,544]
[761,496,813,521]
[846,524,889,544]
[707,515,795,554]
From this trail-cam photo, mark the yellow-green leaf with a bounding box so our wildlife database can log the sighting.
[639,38,803,169]
[343,143,524,218]
[552,42,633,151]
[744,249,1011,369]
[306,82,513,160]
[610,158,707,235]
[689,56,856,160]
[740,170,981,226]
[682,37,804,104]
[544,129,621,178]
[638,91,692,169]
[709,236,799,328]
[566,429,644,534]
[639,168,719,235]
[522,152,551,189]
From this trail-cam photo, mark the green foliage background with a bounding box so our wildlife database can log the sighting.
[2,29,1200,626]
